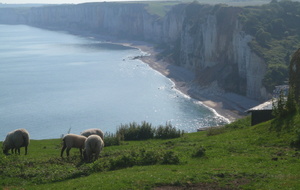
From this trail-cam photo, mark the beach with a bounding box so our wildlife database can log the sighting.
[71,27,260,123]
[117,41,260,123]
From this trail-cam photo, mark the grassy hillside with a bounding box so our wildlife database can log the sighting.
[1,115,300,189]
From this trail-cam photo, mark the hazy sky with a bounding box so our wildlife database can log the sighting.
[0,0,111,4]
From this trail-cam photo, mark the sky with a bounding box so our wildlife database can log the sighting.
[0,0,113,4]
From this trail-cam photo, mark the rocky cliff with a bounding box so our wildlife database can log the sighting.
[0,2,268,100]
[177,3,267,99]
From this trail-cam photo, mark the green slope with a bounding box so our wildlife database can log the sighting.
[1,115,300,189]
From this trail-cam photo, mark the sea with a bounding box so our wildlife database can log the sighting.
[0,24,228,140]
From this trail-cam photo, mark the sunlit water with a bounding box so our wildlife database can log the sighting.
[0,24,228,140]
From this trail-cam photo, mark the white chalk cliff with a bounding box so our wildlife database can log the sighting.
[0,2,268,100]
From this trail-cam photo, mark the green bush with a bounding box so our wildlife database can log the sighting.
[138,149,161,165]
[162,151,180,165]
[116,121,183,141]
[116,121,155,141]
[108,149,180,170]
[290,133,300,149]
[139,121,155,140]
[104,132,121,147]
[192,146,206,158]
[155,122,184,139]
[263,64,288,92]
[109,152,137,170]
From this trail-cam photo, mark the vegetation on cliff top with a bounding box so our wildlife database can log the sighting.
[145,1,178,17]
[239,0,300,91]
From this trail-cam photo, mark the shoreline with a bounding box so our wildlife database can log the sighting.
[12,24,259,123]
[115,41,259,123]
[68,27,260,123]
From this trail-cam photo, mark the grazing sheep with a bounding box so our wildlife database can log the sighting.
[2,128,30,155]
[61,134,87,157]
[83,135,104,162]
[80,128,104,140]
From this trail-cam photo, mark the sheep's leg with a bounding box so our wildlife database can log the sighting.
[66,147,71,157]
[95,153,99,161]
[17,148,20,155]
[79,148,83,157]
[25,146,28,155]
[83,150,87,161]
[96,149,101,161]
[61,145,66,157]
[11,149,14,154]
[85,150,91,162]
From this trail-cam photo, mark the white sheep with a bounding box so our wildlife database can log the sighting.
[80,128,104,141]
[83,135,104,162]
[2,128,30,155]
[61,134,87,157]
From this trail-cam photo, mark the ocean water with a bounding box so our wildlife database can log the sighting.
[0,24,228,140]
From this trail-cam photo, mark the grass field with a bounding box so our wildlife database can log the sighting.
[1,115,300,189]
[142,0,274,17]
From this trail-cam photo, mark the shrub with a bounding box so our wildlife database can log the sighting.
[290,129,300,149]
[272,89,297,119]
[116,121,183,141]
[109,152,137,170]
[192,146,206,158]
[117,122,139,141]
[104,132,121,147]
[155,122,183,139]
[116,121,155,141]
[138,121,155,140]
[108,149,180,170]
[162,151,180,165]
[138,149,161,165]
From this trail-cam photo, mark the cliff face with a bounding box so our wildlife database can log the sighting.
[177,4,267,99]
[26,3,162,41]
[0,3,268,100]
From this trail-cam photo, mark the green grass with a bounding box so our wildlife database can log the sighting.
[145,2,180,17]
[1,115,300,189]
[143,0,273,17]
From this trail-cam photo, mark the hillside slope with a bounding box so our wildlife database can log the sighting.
[1,115,300,189]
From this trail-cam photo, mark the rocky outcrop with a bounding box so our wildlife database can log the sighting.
[0,2,268,100]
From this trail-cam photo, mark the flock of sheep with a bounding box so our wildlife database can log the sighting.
[1,128,105,162]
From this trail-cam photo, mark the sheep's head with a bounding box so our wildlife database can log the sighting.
[2,142,9,155]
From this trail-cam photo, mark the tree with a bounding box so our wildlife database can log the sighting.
[289,48,300,105]
[263,64,288,92]
[256,28,271,44]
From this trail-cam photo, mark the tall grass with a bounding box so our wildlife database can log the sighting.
[116,121,184,141]
[155,122,184,139]
[103,132,121,147]
[117,121,154,141]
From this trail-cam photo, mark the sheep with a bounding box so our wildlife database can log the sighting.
[80,128,104,141]
[2,128,30,155]
[61,134,87,157]
[83,135,104,162]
